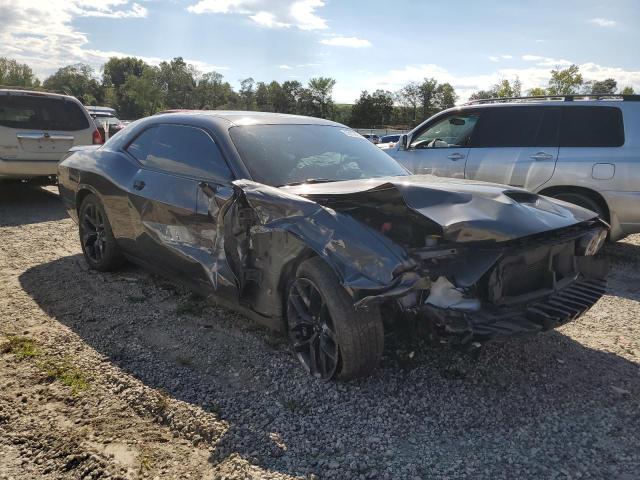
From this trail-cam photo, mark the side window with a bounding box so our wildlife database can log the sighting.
[126,124,233,180]
[126,126,157,162]
[471,107,560,148]
[411,113,480,149]
[559,107,624,147]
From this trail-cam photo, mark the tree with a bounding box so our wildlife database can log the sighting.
[396,82,421,125]
[434,83,457,110]
[0,57,39,87]
[120,67,164,117]
[239,77,256,110]
[417,78,438,119]
[102,57,147,88]
[547,64,583,95]
[307,77,336,118]
[281,80,303,114]
[469,78,521,101]
[255,81,271,111]
[157,57,197,109]
[584,78,617,95]
[527,87,547,96]
[193,71,235,109]
[43,64,102,104]
[621,86,635,95]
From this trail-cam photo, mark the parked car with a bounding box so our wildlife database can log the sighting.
[387,95,640,241]
[86,106,125,140]
[361,133,380,144]
[58,111,608,380]
[377,134,401,149]
[0,89,101,182]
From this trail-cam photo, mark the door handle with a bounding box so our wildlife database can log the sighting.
[447,153,465,161]
[529,152,554,161]
[133,180,146,191]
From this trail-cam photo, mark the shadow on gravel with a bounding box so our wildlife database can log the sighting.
[0,184,66,226]
[19,254,640,478]
[602,240,640,302]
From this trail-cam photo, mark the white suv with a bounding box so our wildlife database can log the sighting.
[387,95,640,241]
[0,89,101,182]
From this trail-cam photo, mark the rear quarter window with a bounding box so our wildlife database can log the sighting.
[0,95,90,131]
[560,106,624,147]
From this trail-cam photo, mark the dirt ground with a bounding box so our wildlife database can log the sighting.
[0,184,638,480]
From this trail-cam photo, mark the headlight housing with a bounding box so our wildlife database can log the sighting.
[577,228,607,256]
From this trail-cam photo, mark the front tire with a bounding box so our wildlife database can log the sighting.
[78,194,124,271]
[287,257,384,380]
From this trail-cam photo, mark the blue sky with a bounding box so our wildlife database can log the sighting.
[2,0,639,102]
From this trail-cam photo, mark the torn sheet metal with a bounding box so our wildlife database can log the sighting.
[283,175,599,243]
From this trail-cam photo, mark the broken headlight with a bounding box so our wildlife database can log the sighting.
[577,228,607,256]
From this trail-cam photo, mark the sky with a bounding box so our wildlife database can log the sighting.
[1,0,639,103]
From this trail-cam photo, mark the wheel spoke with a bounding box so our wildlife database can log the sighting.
[289,294,312,324]
[83,213,96,231]
[319,335,337,361]
[308,336,319,376]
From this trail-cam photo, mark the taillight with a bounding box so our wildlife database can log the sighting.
[92,128,103,145]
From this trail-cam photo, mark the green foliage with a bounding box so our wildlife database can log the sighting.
[0,57,40,87]
[585,78,617,95]
[547,64,583,95]
[621,86,635,95]
[43,64,103,104]
[527,87,547,96]
[469,78,521,101]
[1,336,41,358]
[39,358,90,395]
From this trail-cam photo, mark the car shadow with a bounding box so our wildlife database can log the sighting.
[0,183,67,226]
[18,253,640,477]
[601,238,640,302]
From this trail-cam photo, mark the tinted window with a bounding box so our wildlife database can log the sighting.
[127,124,232,180]
[471,107,560,147]
[0,95,89,131]
[560,106,624,147]
[229,125,408,186]
[411,113,480,148]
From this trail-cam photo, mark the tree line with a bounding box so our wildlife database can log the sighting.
[0,56,635,128]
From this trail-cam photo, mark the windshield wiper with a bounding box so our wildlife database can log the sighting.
[277,178,336,187]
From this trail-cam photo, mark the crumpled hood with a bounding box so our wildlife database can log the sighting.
[282,175,600,243]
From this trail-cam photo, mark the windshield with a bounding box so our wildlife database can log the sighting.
[230,124,409,186]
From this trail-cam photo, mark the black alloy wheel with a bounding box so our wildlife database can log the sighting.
[287,277,340,380]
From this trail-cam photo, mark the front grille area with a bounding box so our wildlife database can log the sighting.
[466,278,607,339]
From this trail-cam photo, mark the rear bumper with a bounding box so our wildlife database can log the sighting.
[0,159,59,179]
[419,276,607,344]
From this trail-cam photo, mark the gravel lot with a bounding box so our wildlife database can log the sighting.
[1,184,639,480]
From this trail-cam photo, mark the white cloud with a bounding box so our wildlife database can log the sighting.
[588,17,617,27]
[0,0,227,79]
[186,0,328,30]
[522,55,572,67]
[320,36,372,48]
[278,64,293,70]
[489,54,513,62]
[341,61,640,104]
[249,11,289,28]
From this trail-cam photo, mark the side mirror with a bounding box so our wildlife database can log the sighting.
[398,134,408,151]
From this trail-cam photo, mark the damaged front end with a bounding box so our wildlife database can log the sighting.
[409,226,608,345]
[200,176,608,346]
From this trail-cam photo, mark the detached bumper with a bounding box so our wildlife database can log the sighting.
[420,277,607,343]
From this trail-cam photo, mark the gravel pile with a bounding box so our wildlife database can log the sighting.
[0,184,638,479]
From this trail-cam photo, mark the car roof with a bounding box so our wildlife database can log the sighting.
[151,110,345,127]
[0,88,80,102]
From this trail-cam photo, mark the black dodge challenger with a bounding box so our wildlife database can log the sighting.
[58,111,608,380]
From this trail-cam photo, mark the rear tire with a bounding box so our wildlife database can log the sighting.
[78,194,125,271]
[551,192,606,220]
[287,257,384,380]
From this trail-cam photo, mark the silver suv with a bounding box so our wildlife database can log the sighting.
[386,95,640,241]
[0,89,100,182]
